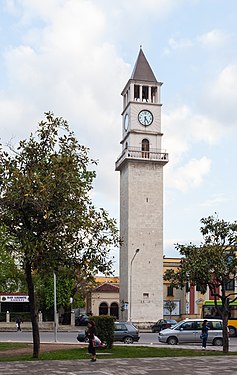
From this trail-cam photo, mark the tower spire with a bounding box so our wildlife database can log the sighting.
[130,49,157,83]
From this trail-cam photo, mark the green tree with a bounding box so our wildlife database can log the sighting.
[0,225,26,292]
[0,112,120,358]
[164,215,237,353]
[36,267,93,319]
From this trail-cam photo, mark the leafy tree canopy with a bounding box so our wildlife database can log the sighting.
[164,214,237,352]
[0,112,120,276]
[0,225,26,292]
[0,112,120,357]
[164,215,237,299]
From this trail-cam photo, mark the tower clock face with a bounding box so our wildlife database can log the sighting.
[124,113,129,131]
[138,110,153,126]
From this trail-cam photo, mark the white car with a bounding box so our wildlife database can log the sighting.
[158,318,223,346]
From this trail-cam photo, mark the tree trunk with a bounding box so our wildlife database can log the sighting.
[221,289,229,353]
[25,261,40,358]
[222,312,229,353]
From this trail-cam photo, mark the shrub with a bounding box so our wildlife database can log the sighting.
[92,315,116,349]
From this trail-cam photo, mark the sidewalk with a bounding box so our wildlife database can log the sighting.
[0,356,237,374]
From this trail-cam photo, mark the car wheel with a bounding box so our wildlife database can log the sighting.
[228,326,236,337]
[213,338,223,346]
[123,336,134,344]
[167,336,178,345]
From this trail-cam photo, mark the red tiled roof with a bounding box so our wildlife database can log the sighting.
[93,283,119,293]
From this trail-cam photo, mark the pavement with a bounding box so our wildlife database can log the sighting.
[0,356,237,374]
[1,334,236,374]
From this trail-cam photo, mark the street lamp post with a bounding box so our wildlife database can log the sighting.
[129,248,140,322]
[53,272,57,342]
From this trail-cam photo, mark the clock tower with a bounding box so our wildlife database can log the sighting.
[116,48,168,324]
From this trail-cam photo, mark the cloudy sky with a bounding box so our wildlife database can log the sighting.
[1,0,237,274]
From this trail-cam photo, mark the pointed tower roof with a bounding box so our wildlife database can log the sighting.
[131,47,157,83]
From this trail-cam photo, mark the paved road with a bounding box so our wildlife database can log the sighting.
[1,331,237,348]
[0,356,237,374]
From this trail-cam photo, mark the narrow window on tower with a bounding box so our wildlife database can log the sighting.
[142,139,149,158]
[134,85,140,101]
[143,293,149,299]
[142,86,148,102]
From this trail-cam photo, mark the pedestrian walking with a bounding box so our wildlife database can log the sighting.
[16,316,23,331]
[201,319,209,349]
[85,320,97,362]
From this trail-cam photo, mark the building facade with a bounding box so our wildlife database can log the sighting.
[116,48,168,324]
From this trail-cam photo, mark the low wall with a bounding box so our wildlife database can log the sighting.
[0,321,54,331]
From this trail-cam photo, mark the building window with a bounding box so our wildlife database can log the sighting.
[99,302,108,315]
[167,286,173,297]
[225,279,235,291]
[196,283,202,292]
[110,302,119,318]
[143,293,149,299]
[186,281,190,293]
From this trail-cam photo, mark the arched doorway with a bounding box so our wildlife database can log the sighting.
[110,302,119,319]
[99,302,108,315]
[142,139,149,158]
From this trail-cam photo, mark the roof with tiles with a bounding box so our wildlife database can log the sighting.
[93,282,119,293]
[130,47,157,83]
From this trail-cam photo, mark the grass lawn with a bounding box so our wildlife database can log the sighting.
[0,343,30,351]
[0,343,237,362]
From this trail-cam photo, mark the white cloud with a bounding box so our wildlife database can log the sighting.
[0,0,133,219]
[164,28,229,55]
[164,36,193,54]
[111,0,181,16]
[197,29,229,47]
[203,64,237,126]
[167,157,211,192]
[213,64,237,98]
[163,104,224,166]
[200,193,230,208]
[162,105,221,192]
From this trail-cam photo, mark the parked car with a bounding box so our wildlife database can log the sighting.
[151,319,177,333]
[158,318,223,346]
[75,314,90,326]
[77,321,140,344]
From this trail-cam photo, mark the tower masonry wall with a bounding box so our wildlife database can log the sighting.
[120,160,164,323]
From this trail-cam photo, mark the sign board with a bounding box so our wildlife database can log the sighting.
[163,300,180,316]
[0,295,29,303]
[124,302,128,310]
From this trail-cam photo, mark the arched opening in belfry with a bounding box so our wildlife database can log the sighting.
[142,139,149,158]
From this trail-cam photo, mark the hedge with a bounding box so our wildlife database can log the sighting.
[91,315,116,349]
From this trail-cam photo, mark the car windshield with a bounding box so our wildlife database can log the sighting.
[169,321,184,330]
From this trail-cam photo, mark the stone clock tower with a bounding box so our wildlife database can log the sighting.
[115,48,168,324]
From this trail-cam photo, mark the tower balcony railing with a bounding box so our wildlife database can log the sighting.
[115,147,169,170]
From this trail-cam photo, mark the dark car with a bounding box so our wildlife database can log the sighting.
[151,319,177,333]
[75,314,90,326]
[77,321,140,344]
